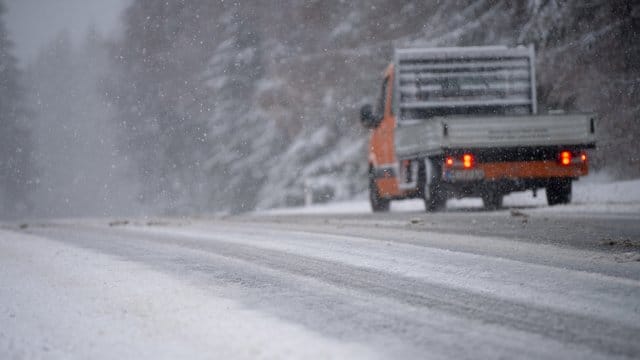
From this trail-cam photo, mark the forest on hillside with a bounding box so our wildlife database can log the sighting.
[1,0,638,218]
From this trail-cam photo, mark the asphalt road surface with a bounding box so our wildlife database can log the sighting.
[2,206,639,359]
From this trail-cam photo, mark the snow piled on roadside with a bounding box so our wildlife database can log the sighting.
[0,230,377,360]
[261,176,640,215]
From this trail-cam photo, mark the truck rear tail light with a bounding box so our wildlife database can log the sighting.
[559,151,572,166]
[445,157,454,168]
[444,154,475,169]
[462,154,475,169]
[580,153,587,162]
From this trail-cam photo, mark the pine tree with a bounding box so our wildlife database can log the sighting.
[0,0,34,219]
[203,3,274,212]
[108,0,215,212]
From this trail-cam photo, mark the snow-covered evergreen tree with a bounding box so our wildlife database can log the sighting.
[108,0,216,213]
[0,0,35,219]
[106,0,640,214]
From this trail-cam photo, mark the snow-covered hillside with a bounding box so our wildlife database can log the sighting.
[107,0,638,214]
[5,1,638,218]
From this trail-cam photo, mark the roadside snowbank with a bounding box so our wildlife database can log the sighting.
[261,176,640,215]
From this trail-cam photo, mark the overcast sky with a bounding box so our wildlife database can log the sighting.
[5,0,131,65]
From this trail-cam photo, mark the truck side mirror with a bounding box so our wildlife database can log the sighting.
[360,104,379,129]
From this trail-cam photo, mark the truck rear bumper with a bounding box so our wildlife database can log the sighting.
[443,161,587,184]
[478,160,588,180]
[441,160,587,197]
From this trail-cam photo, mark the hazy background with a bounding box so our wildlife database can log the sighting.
[3,0,137,219]
[5,0,129,64]
[0,0,638,220]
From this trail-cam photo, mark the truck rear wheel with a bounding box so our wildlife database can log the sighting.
[420,159,446,212]
[547,179,572,206]
[369,172,390,212]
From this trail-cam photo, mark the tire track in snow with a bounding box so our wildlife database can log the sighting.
[24,223,640,358]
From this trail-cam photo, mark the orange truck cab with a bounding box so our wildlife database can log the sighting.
[360,46,595,212]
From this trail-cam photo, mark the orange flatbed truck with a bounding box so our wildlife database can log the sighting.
[360,46,596,212]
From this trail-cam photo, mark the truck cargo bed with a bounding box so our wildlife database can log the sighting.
[395,113,596,159]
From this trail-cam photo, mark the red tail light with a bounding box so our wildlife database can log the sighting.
[580,153,587,162]
[462,154,474,169]
[559,151,572,166]
[445,157,454,168]
[444,154,475,169]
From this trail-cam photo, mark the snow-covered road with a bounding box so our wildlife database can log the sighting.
[1,202,640,359]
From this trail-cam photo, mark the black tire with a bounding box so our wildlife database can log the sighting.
[482,190,504,210]
[420,159,446,212]
[369,171,390,212]
[547,179,572,206]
